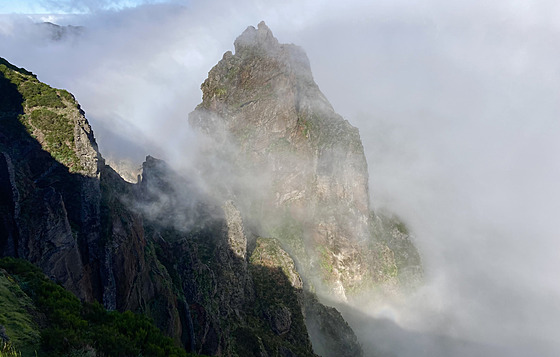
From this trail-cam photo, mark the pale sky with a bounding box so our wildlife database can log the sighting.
[0,0,170,14]
[0,1,48,13]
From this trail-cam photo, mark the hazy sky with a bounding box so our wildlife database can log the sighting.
[0,0,169,13]
[1,1,559,356]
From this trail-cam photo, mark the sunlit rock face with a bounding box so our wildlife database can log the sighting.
[190,22,377,299]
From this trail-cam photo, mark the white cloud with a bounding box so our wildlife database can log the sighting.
[1,0,559,355]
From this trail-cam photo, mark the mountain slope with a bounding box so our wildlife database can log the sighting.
[0,56,100,300]
[0,55,361,356]
[0,55,184,345]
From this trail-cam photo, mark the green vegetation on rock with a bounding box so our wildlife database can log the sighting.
[0,57,83,172]
[25,108,81,169]
[318,246,334,275]
[0,258,195,357]
[0,270,41,356]
[19,80,64,109]
[0,61,63,109]
[369,212,423,290]
[0,340,22,357]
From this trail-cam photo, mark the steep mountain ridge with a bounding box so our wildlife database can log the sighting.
[0,52,362,356]
[0,56,100,300]
[0,56,183,344]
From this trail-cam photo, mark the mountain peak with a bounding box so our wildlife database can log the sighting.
[190,22,374,299]
[234,20,280,55]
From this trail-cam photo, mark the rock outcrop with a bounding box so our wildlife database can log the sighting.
[36,22,84,42]
[250,237,363,357]
[304,293,363,357]
[189,22,421,300]
[370,212,423,293]
[0,57,98,300]
[131,156,325,356]
[0,58,180,343]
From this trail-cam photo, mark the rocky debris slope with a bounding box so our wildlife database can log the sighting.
[189,22,421,300]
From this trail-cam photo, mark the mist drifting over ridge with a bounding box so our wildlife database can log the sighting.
[1,0,559,356]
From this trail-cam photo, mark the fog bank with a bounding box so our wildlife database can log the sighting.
[1,1,559,355]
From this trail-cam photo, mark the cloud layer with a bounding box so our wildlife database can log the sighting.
[1,0,559,355]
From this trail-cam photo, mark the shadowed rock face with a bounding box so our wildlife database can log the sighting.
[0,58,99,301]
[132,158,327,356]
[0,57,351,355]
[190,21,378,299]
[0,58,180,341]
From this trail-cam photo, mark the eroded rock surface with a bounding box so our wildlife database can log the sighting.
[189,22,375,299]
[189,22,421,301]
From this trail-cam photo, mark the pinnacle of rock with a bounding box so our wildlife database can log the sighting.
[190,22,373,299]
[234,20,281,56]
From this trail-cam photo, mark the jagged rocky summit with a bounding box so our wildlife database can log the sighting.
[0,54,363,356]
[36,22,85,42]
[0,21,423,357]
[190,21,422,300]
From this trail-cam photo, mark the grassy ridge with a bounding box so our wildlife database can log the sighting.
[0,58,83,171]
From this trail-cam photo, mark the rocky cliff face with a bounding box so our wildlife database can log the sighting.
[0,55,363,356]
[0,57,99,300]
[0,58,180,341]
[189,22,421,300]
[135,156,362,356]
